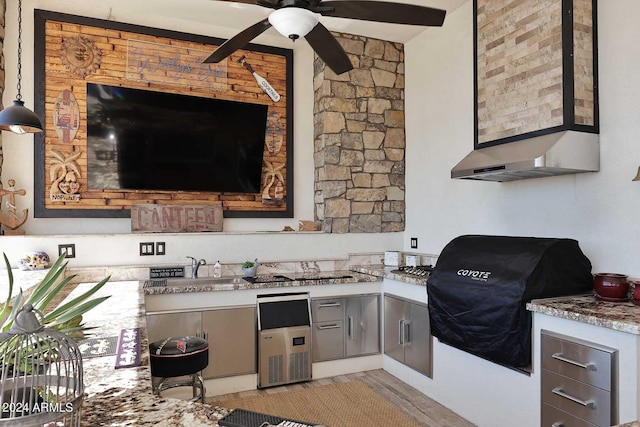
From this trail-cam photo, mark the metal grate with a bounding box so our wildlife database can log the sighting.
[268,354,283,385]
[219,408,316,427]
[289,351,309,382]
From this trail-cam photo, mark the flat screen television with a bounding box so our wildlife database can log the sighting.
[86,83,268,194]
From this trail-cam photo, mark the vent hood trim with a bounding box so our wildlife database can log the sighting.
[451,131,599,182]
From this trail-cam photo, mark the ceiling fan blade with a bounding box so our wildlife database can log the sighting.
[318,1,446,26]
[203,18,272,63]
[256,0,280,8]
[305,22,353,75]
[213,0,261,5]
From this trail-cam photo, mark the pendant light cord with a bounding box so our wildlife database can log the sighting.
[15,0,23,101]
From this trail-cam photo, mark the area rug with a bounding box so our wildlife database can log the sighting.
[212,381,421,427]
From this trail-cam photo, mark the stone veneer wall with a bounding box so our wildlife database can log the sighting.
[313,33,405,233]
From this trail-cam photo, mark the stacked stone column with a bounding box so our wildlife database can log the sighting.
[314,33,405,233]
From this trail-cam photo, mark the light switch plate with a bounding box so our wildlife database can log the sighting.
[58,244,76,258]
[140,242,155,256]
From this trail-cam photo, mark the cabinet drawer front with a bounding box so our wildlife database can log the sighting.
[542,403,597,427]
[312,299,344,322]
[542,370,611,427]
[312,320,345,362]
[541,334,613,390]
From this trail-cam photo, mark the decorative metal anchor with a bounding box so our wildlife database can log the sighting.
[0,179,28,232]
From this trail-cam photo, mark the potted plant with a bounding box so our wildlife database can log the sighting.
[0,252,111,372]
[241,259,259,277]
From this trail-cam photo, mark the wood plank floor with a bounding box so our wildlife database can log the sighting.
[207,369,476,427]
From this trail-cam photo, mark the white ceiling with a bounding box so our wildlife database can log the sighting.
[116,0,469,43]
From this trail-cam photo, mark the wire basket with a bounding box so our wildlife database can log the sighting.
[0,304,84,426]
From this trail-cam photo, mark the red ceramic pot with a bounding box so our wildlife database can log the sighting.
[633,281,640,301]
[593,273,629,299]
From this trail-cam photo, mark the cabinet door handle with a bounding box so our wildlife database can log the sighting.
[404,321,411,344]
[551,422,564,427]
[551,387,595,408]
[317,302,341,308]
[552,353,596,371]
[348,316,354,340]
[399,320,405,345]
[317,324,341,330]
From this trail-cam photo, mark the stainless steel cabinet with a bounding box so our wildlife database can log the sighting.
[384,294,432,378]
[345,294,380,358]
[146,306,256,379]
[541,330,617,427]
[202,307,256,379]
[146,311,201,344]
[311,294,380,362]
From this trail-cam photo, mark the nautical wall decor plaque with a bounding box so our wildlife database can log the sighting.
[53,90,80,143]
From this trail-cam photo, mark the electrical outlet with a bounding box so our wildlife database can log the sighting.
[410,237,418,249]
[140,242,155,256]
[58,243,76,258]
[156,242,166,255]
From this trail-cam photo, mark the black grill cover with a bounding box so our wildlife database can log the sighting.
[427,235,593,368]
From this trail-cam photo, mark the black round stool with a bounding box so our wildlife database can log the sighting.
[149,336,209,403]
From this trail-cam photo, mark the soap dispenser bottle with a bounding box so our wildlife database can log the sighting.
[213,260,222,278]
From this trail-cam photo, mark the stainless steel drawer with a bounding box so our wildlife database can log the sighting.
[312,298,344,322]
[542,403,597,427]
[312,320,344,362]
[541,332,614,391]
[542,370,611,427]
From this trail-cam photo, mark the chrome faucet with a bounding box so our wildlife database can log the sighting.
[187,256,206,278]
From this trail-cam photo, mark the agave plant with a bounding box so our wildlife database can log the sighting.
[0,252,110,339]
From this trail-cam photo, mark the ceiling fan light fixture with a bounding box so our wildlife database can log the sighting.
[268,7,319,40]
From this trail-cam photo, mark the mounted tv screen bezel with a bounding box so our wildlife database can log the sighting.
[86,83,268,194]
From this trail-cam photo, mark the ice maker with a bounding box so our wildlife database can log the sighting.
[256,292,312,388]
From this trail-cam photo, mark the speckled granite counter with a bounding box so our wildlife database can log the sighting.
[527,294,640,335]
[68,280,229,426]
[143,270,381,295]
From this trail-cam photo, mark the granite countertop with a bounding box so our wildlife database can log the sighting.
[143,269,381,295]
[68,280,229,426]
[527,294,640,335]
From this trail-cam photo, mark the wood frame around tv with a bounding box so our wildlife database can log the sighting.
[33,9,294,219]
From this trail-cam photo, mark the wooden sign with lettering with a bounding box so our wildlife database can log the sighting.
[131,204,223,233]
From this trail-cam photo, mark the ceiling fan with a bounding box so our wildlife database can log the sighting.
[203,0,446,75]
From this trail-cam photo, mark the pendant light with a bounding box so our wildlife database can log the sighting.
[0,0,43,134]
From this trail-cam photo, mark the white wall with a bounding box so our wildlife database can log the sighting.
[0,0,403,267]
[405,0,640,277]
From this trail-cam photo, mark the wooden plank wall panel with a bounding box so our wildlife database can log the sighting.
[477,0,564,145]
[573,0,595,126]
[41,17,289,216]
